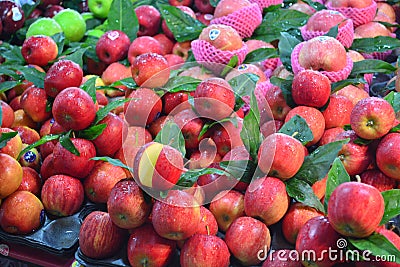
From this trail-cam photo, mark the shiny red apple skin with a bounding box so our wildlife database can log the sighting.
[135,5,161,37]
[131,53,170,88]
[21,35,58,67]
[92,112,124,157]
[376,133,400,180]
[127,36,163,64]
[96,30,131,64]
[20,86,52,123]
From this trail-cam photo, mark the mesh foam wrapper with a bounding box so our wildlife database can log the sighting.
[262,57,282,71]
[241,80,273,114]
[191,40,248,74]
[210,3,262,39]
[326,1,377,27]
[291,42,353,83]
[300,18,354,48]
[360,33,396,61]
[248,0,283,10]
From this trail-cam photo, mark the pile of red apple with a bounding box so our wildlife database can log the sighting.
[1,0,400,266]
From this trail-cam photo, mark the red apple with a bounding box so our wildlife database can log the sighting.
[127,36,163,64]
[40,153,57,181]
[0,127,22,159]
[0,100,14,128]
[172,41,191,61]
[153,33,175,55]
[213,0,251,18]
[211,119,244,157]
[0,153,23,199]
[318,127,345,146]
[360,169,397,192]
[21,35,58,67]
[196,206,218,235]
[173,108,204,149]
[335,84,369,106]
[18,145,40,171]
[17,167,41,196]
[322,95,354,129]
[328,182,384,238]
[131,53,170,88]
[194,0,215,13]
[20,86,51,123]
[43,4,64,17]
[41,174,84,217]
[162,91,190,115]
[0,1,25,37]
[244,176,290,226]
[198,24,243,51]
[79,211,127,259]
[305,9,348,32]
[354,21,392,38]
[312,175,328,200]
[12,126,40,145]
[107,179,152,229]
[262,249,302,267]
[135,5,161,37]
[92,112,124,157]
[376,133,400,180]
[264,85,292,121]
[44,59,83,97]
[181,234,230,267]
[96,30,131,64]
[225,216,271,266]
[327,0,373,8]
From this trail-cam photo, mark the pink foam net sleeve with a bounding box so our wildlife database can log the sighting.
[326,1,377,27]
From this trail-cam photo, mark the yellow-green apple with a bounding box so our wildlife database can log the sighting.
[25,17,62,38]
[107,179,152,229]
[354,21,392,38]
[209,190,245,232]
[0,1,25,37]
[0,153,23,199]
[127,36,163,64]
[312,175,328,200]
[328,182,384,238]
[292,70,331,108]
[318,127,345,146]
[20,86,51,123]
[135,5,161,37]
[194,77,235,121]
[162,91,190,115]
[322,95,354,129]
[79,211,127,259]
[213,0,251,18]
[96,30,131,64]
[262,249,302,267]
[131,53,170,88]
[133,142,184,191]
[211,119,244,157]
[350,97,395,140]
[196,206,218,235]
[282,202,324,244]
[285,106,326,146]
[92,112,124,157]
[1,100,14,128]
[335,84,369,106]
[88,0,113,19]
[41,174,84,217]
[19,145,40,171]
[198,24,243,51]
[244,177,290,225]
[84,161,127,203]
[153,33,174,56]
[0,128,22,159]
[151,190,201,240]
[195,0,215,13]
[305,9,348,32]
[376,133,400,180]
[0,190,44,234]
[298,36,348,72]
[52,138,96,179]
[173,108,204,150]
[21,35,58,67]
[44,59,83,97]
[335,130,372,176]
[12,126,40,145]
[181,234,230,267]
[127,223,176,267]
[296,216,342,267]
[326,0,373,8]
[17,167,42,197]
[52,87,97,131]
[124,88,163,127]
[265,85,292,121]
[360,169,397,192]
[258,133,305,179]
[225,216,271,266]
[53,9,86,42]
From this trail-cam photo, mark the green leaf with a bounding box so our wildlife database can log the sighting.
[198,117,238,140]
[325,24,338,38]
[91,156,134,172]
[63,48,88,68]
[219,160,257,184]
[15,65,46,88]
[353,137,373,146]
[390,123,400,133]
[80,76,97,103]
[293,138,350,185]
[253,9,309,42]
[243,48,279,64]
[331,77,367,93]
[228,73,259,99]
[0,42,25,65]
[380,189,400,225]
[118,77,137,89]
[50,32,65,57]
[154,120,186,157]
[17,134,61,160]
[210,0,220,7]
[384,91,400,113]
[0,103,2,127]
[76,124,107,140]
[279,115,314,145]
[220,55,239,77]
[21,1,40,18]
[162,76,201,93]
[157,4,205,42]
[348,233,400,264]
[350,36,400,53]
[176,167,228,188]
[351,60,397,76]
[107,0,138,41]
[324,158,350,211]
[59,132,80,156]
[0,81,20,94]
[377,21,400,29]
[278,32,301,72]
[270,76,296,108]
[300,0,326,11]
[240,93,262,162]
[0,132,18,150]
[94,98,131,125]
[285,178,325,213]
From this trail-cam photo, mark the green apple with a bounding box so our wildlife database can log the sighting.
[26,18,63,38]
[88,0,113,19]
[54,9,86,43]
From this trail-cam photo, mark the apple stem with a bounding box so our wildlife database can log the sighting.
[355,175,361,183]
[291,132,299,138]
[206,225,210,235]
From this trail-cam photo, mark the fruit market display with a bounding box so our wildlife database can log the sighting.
[1,0,400,266]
